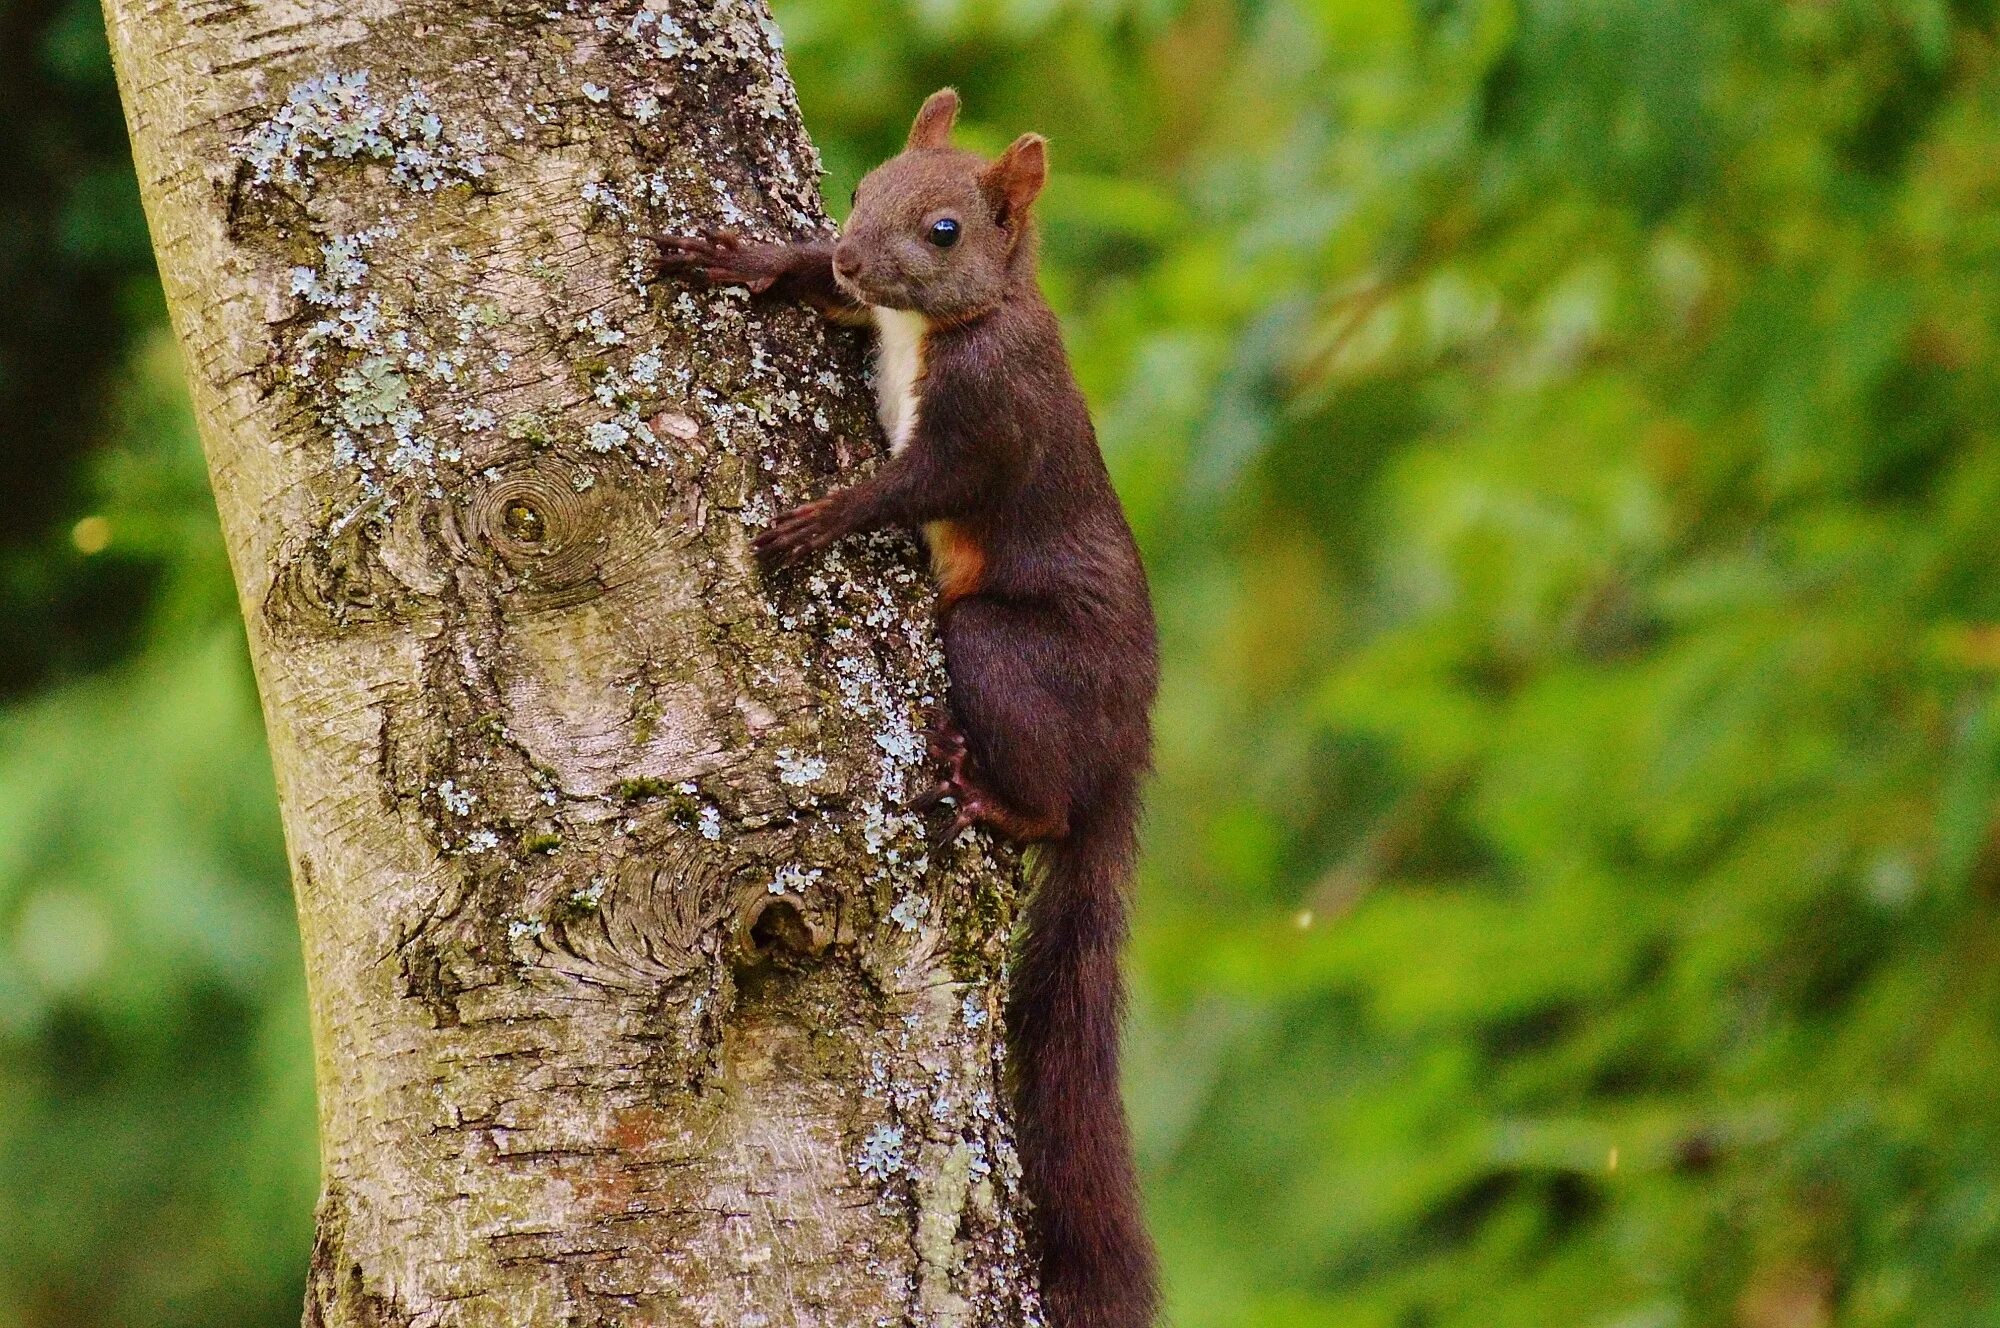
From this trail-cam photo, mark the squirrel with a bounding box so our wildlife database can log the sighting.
[651,89,1160,1328]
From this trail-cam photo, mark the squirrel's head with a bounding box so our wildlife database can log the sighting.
[833,89,1047,320]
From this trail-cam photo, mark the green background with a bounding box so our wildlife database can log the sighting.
[5,0,2000,1323]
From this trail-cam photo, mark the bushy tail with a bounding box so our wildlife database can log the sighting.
[1009,785,1158,1328]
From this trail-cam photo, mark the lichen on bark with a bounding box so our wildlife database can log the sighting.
[101,0,1041,1322]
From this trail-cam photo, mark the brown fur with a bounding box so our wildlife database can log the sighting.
[653,90,1161,1328]
[924,518,986,606]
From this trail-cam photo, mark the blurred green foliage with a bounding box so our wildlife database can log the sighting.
[6,0,2000,1324]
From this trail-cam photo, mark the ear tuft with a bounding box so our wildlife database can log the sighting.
[980,133,1047,227]
[907,89,961,151]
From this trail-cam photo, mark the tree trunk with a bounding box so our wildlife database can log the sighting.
[101,3,1039,1323]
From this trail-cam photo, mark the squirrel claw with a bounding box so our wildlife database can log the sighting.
[754,498,841,570]
[910,780,955,816]
[927,716,968,764]
[646,230,777,291]
[931,804,981,854]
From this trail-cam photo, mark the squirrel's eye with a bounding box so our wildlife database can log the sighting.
[927,217,961,248]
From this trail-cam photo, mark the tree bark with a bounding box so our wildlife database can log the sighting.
[101,2,1039,1323]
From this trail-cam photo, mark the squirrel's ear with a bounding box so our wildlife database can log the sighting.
[980,133,1047,228]
[907,88,960,150]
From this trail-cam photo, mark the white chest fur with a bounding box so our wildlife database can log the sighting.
[871,307,929,455]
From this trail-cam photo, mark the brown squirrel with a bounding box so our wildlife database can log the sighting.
[651,89,1160,1328]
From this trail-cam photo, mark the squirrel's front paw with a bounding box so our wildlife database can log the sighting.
[753,498,844,570]
[646,230,779,293]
